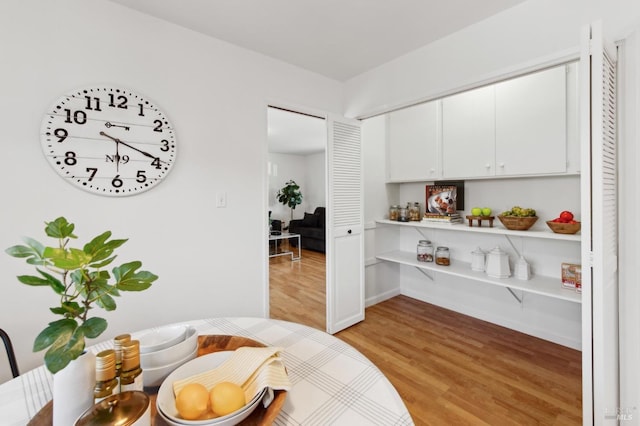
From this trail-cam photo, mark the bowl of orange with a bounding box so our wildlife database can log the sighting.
[156,352,266,425]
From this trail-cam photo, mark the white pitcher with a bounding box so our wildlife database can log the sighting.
[471,247,486,272]
[485,247,511,278]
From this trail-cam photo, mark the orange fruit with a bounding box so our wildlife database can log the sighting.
[175,383,210,420]
[209,381,246,416]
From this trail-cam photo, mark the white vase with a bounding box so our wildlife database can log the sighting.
[53,351,96,425]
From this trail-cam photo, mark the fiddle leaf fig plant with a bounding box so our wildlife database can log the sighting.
[5,217,158,374]
[276,179,303,220]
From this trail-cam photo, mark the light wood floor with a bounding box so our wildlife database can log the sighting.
[269,249,582,425]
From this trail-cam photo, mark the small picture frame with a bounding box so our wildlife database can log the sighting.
[425,180,465,214]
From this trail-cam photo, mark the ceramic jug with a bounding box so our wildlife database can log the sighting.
[471,247,485,271]
[514,255,531,280]
[485,246,511,278]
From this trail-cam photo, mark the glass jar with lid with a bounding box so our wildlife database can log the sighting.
[398,204,409,222]
[409,202,421,221]
[389,205,400,221]
[417,240,434,262]
[435,246,451,266]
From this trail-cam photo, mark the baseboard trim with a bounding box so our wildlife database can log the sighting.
[365,288,401,308]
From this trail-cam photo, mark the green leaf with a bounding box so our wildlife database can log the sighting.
[50,301,84,317]
[89,255,117,269]
[36,268,65,294]
[17,275,51,286]
[6,244,36,258]
[6,238,47,265]
[43,326,85,374]
[81,317,107,339]
[95,292,117,311]
[83,231,128,264]
[44,247,91,270]
[44,217,77,240]
[33,318,77,352]
[113,261,158,291]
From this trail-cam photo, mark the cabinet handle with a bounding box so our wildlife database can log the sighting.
[348,229,352,234]
[485,164,491,169]
[499,162,505,168]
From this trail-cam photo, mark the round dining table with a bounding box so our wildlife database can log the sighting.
[0,317,413,425]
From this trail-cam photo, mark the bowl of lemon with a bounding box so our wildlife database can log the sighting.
[156,352,266,426]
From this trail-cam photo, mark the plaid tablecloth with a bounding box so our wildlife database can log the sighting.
[0,317,413,425]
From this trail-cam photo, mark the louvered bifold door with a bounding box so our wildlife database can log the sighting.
[326,116,364,334]
[580,21,619,426]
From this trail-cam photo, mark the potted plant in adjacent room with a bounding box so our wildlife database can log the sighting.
[276,179,303,221]
[5,216,158,424]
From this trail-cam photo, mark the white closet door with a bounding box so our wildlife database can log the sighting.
[326,116,364,334]
[580,21,619,425]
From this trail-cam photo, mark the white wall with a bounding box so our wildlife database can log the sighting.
[362,115,401,305]
[303,152,326,213]
[0,0,342,379]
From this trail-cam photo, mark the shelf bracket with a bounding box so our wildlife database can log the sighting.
[506,287,523,304]
[415,228,430,240]
[415,267,434,281]
[503,235,522,258]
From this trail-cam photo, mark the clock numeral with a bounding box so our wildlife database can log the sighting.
[64,109,87,125]
[84,96,102,111]
[108,94,128,109]
[138,103,145,117]
[54,128,68,143]
[151,157,162,169]
[64,151,77,166]
[136,170,147,183]
[111,175,124,188]
[153,119,163,132]
[86,167,97,181]
[160,139,169,152]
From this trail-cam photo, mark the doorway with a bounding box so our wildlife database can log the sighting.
[267,106,327,329]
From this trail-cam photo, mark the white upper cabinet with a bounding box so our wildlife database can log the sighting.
[494,65,567,176]
[387,100,439,182]
[442,85,496,178]
[386,63,577,182]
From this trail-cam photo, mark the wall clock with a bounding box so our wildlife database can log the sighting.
[41,86,177,196]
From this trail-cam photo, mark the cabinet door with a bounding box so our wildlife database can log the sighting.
[387,101,439,181]
[442,85,495,178]
[495,66,567,175]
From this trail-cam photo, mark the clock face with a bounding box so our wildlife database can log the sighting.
[41,86,177,196]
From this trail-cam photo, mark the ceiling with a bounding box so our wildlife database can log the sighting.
[109,0,525,82]
[109,0,525,154]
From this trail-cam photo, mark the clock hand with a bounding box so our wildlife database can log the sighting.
[100,131,121,171]
[105,122,130,131]
[100,131,160,162]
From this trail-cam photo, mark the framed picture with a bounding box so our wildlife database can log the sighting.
[425,180,465,214]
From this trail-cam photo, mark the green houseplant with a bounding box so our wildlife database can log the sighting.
[276,180,303,220]
[5,217,158,373]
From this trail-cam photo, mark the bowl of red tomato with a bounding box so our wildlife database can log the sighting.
[547,210,581,234]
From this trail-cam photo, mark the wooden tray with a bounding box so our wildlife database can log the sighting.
[28,335,287,425]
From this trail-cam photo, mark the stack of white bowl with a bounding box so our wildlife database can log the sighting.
[136,325,199,388]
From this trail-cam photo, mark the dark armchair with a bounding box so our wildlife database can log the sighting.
[288,207,326,253]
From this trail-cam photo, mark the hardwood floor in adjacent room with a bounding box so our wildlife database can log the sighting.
[269,248,582,425]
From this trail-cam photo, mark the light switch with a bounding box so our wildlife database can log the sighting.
[216,192,227,208]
